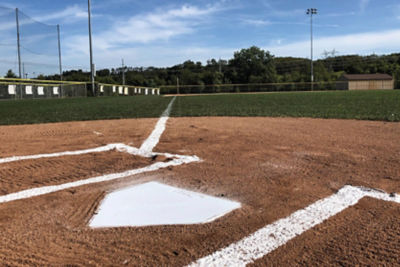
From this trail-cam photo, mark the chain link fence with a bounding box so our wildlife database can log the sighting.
[160,81,349,94]
[0,6,62,78]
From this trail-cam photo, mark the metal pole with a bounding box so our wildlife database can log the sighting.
[310,13,313,91]
[177,77,180,95]
[88,0,95,96]
[57,25,63,80]
[307,8,317,91]
[57,24,63,98]
[122,58,125,85]
[16,8,22,79]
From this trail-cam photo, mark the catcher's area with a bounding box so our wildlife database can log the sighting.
[0,100,399,265]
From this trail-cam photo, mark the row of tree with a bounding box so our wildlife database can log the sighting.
[5,46,400,88]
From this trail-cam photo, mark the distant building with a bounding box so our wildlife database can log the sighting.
[339,74,394,90]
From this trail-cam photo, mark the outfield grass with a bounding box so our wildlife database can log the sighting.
[172,90,400,122]
[0,90,398,125]
[0,96,171,125]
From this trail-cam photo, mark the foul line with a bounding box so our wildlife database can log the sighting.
[189,186,400,267]
[139,96,176,155]
[0,96,202,204]
[0,97,177,165]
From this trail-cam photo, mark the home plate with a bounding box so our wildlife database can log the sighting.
[89,182,241,228]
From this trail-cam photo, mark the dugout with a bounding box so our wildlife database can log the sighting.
[338,73,394,90]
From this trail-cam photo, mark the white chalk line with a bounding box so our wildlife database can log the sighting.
[0,144,119,164]
[0,96,177,165]
[0,97,202,204]
[0,155,200,204]
[0,143,171,165]
[139,96,176,155]
[189,186,400,267]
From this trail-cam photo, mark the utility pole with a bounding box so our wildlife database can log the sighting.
[306,8,317,91]
[57,24,63,81]
[121,59,125,85]
[16,8,22,79]
[23,63,26,79]
[88,0,95,95]
[57,24,63,97]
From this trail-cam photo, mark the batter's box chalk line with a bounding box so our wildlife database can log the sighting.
[0,96,201,204]
[188,185,399,267]
[1,96,399,267]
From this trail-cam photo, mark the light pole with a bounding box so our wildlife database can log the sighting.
[121,58,125,85]
[306,8,317,91]
[88,0,95,96]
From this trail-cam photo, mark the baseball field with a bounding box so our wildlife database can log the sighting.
[0,90,399,265]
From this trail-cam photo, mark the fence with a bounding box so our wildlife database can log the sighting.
[0,78,87,100]
[97,83,160,96]
[160,81,349,94]
[0,6,62,78]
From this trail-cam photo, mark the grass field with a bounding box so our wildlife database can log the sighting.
[0,96,171,125]
[0,90,398,125]
[173,90,400,121]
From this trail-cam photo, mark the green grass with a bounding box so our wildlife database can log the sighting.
[0,96,172,125]
[0,90,399,125]
[172,90,400,122]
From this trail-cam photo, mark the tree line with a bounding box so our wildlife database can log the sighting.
[5,46,400,88]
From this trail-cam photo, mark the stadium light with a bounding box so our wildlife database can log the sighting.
[88,0,95,95]
[306,8,317,91]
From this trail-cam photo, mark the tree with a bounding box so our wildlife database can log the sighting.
[229,46,277,83]
[5,69,17,78]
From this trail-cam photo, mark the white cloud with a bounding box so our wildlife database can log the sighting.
[108,4,221,44]
[63,44,235,70]
[61,3,227,69]
[242,19,271,26]
[242,18,338,28]
[325,11,356,17]
[265,29,400,58]
[34,5,88,24]
[64,2,223,55]
[63,27,400,70]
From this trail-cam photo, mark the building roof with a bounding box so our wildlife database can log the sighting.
[342,73,393,81]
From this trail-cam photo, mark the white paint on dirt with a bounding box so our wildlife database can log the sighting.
[89,181,240,228]
[0,97,178,164]
[0,95,203,206]
[0,144,119,164]
[189,186,400,267]
[0,154,200,204]
[0,143,168,164]
[93,131,103,136]
[139,96,176,155]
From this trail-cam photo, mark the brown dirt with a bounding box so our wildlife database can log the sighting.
[0,117,399,266]
[0,151,154,195]
[251,197,400,266]
[0,118,157,158]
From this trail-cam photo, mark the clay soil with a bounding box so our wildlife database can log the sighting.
[0,117,399,266]
[251,197,400,266]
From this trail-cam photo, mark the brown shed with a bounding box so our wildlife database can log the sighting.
[339,73,394,90]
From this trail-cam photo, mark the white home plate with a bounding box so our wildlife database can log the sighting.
[89,182,241,228]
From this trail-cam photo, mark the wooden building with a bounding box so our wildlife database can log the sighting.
[339,74,394,90]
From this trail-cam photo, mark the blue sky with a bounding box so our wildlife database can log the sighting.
[1,0,400,75]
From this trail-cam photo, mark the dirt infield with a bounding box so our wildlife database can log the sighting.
[252,197,400,266]
[0,117,398,265]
